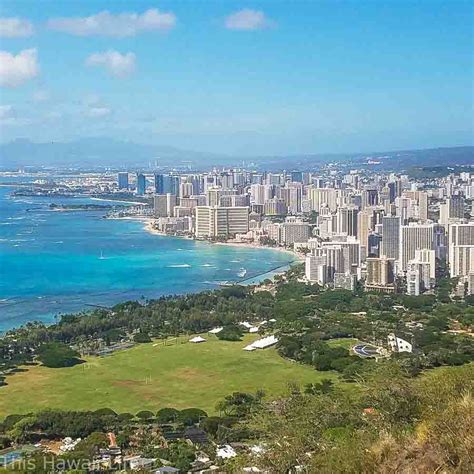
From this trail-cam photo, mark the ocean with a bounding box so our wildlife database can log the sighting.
[0,184,294,332]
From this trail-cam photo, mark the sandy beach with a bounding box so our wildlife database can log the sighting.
[113,215,304,263]
[90,197,148,205]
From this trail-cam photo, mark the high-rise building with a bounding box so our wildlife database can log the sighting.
[406,250,435,295]
[440,196,465,225]
[361,189,378,209]
[403,191,428,221]
[320,236,360,274]
[305,253,327,285]
[154,173,164,194]
[290,171,303,183]
[136,173,146,195]
[195,206,249,238]
[264,198,287,216]
[448,222,474,278]
[118,172,129,190]
[381,216,401,260]
[308,187,338,213]
[335,206,359,237]
[365,257,396,293]
[399,223,446,271]
[154,193,177,217]
[251,184,273,205]
[179,182,194,198]
[281,221,311,245]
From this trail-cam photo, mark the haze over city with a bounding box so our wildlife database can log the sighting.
[0,0,472,156]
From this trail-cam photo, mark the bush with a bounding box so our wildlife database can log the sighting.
[157,408,180,423]
[133,332,152,343]
[37,343,81,368]
[136,410,154,421]
[178,408,208,426]
[216,324,243,341]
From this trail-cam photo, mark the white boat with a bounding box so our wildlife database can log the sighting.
[238,268,247,278]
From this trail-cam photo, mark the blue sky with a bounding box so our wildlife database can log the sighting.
[0,0,472,156]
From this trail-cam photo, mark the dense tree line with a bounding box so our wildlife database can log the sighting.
[1,271,473,380]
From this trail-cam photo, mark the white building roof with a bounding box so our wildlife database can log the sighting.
[208,327,223,334]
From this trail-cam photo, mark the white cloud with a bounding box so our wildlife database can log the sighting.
[0,17,34,38]
[85,50,136,78]
[0,104,31,126]
[225,9,274,31]
[48,8,176,37]
[82,94,112,118]
[0,48,39,87]
[0,105,16,122]
[87,106,111,118]
[32,89,49,102]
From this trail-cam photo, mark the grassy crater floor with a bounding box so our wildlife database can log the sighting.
[0,335,339,415]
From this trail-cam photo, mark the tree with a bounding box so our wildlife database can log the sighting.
[133,332,152,343]
[37,343,81,368]
[136,410,155,421]
[178,408,207,426]
[216,391,264,417]
[216,324,243,341]
[156,408,180,424]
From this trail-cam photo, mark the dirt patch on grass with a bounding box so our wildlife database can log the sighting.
[173,367,204,382]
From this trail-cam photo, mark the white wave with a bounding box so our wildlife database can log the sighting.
[167,264,191,268]
[54,241,64,244]
[201,263,213,267]
[230,260,240,263]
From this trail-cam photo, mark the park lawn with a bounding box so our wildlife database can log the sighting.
[327,338,359,349]
[0,335,339,416]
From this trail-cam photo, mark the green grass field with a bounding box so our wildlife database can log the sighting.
[0,335,338,416]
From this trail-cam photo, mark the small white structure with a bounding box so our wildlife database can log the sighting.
[189,336,206,343]
[249,327,259,333]
[59,437,81,452]
[208,327,223,334]
[243,335,278,351]
[387,333,412,353]
[216,445,237,459]
[239,321,253,329]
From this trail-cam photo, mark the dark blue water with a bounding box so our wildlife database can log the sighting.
[0,183,293,331]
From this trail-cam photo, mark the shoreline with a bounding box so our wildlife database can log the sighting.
[1,212,301,334]
[90,197,148,205]
[118,215,303,263]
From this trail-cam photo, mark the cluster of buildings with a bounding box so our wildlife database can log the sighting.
[116,167,474,296]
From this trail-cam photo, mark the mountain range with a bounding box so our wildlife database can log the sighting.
[0,137,472,171]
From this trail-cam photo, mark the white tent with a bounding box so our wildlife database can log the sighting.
[208,327,223,334]
[239,321,253,329]
[243,335,278,351]
[189,336,206,343]
[243,345,256,351]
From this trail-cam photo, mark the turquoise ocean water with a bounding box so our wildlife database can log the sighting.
[0,183,294,332]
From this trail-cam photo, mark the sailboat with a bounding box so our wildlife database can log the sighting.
[99,250,105,260]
